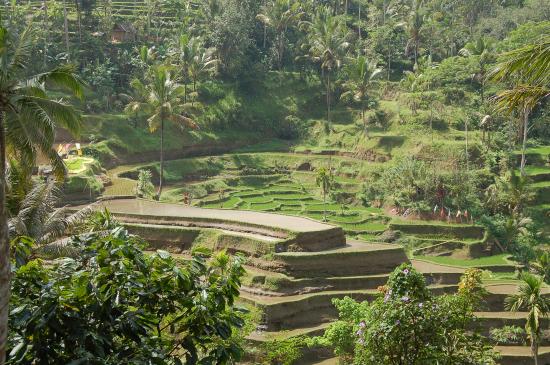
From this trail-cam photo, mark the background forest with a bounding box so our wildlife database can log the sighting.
[0,0,549,364]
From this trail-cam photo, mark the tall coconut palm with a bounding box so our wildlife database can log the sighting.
[505,273,550,365]
[301,7,349,123]
[341,56,383,136]
[256,0,302,70]
[0,26,83,364]
[490,37,550,176]
[405,0,425,68]
[125,65,197,199]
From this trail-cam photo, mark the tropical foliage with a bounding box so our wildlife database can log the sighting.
[8,226,247,364]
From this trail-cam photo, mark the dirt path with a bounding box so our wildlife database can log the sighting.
[90,198,337,233]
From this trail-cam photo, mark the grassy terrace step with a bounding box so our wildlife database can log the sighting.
[496,346,550,365]
[475,311,550,333]
[389,221,485,240]
[413,255,519,272]
[269,241,408,278]
[311,348,550,365]
[240,285,458,331]
[247,323,331,342]
[484,283,550,311]
[86,198,347,251]
[243,263,462,295]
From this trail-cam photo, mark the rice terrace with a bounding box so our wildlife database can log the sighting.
[0,0,549,364]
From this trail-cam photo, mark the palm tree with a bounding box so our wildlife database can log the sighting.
[505,273,550,365]
[341,56,383,136]
[187,43,218,96]
[489,37,550,176]
[301,7,349,123]
[459,37,494,102]
[531,252,550,284]
[125,65,197,199]
[405,0,424,68]
[8,180,92,246]
[316,167,333,222]
[0,26,83,364]
[256,0,302,70]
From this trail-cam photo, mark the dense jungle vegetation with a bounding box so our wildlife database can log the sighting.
[0,0,549,363]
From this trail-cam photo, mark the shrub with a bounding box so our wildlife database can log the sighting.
[490,326,526,345]
[8,228,248,364]
[312,264,497,365]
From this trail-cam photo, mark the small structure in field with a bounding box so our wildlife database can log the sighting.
[111,22,137,43]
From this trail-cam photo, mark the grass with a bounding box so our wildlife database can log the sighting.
[415,254,513,268]
[524,165,550,176]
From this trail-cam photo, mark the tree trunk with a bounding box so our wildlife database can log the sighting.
[323,190,327,222]
[326,72,331,123]
[520,107,530,176]
[63,0,70,57]
[75,0,82,44]
[0,112,11,365]
[278,34,284,70]
[157,118,164,199]
[387,48,391,80]
[358,4,361,40]
[263,25,267,49]
[43,0,48,67]
[465,116,469,171]
[531,330,538,365]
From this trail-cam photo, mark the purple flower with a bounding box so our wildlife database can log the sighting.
[395,320,400,325]
[403,269,410,275]
[401,296,409,302]
[356,329,363,336]
[358,338,365,345]
[418,302,423,308]
[359,321,366,328]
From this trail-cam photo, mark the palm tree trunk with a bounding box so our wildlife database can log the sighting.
[520,107,530,177]
[0,111,11,365]
[387,48,391,80]
[531,330,538,365]
[63,0,70,57]
[75,0,82,45]
[358,4,361,40]
[326,72,331,123]
[157,118,164,199]
[323,189,327,222]
[465,116,469,172]
[278,34,284,70]
[43,0,48,67]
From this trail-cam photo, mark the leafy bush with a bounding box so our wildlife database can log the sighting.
[312,264,497,365]
[135,169,155,198]
[8,227,248,364]
[490,326,526,345]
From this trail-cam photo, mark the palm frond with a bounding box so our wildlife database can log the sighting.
[36,63,84,100]
[7,25,34,74]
